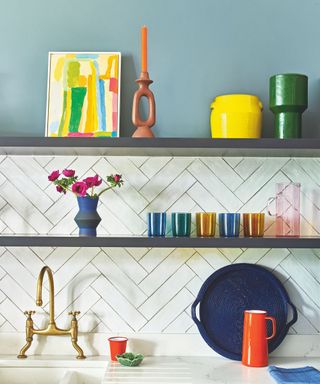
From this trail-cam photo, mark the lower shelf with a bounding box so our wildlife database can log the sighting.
[0,236,319,248]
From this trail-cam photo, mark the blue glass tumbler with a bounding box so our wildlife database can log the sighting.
[147,212,166,237]
[171,213,192,237]
[219,213,240,237]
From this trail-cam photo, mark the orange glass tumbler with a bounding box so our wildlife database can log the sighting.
[243,213,265,237]
[242,310,276,367]
[196,213,216,237]
[108,337,128,361]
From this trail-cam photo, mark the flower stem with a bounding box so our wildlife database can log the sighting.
[97,185,113,197]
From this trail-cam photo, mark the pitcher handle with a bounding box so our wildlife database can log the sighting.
[267,197,275,216]
[266,316,276,340]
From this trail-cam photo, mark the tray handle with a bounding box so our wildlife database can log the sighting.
[286,300,298,331]
[191,297,201,328]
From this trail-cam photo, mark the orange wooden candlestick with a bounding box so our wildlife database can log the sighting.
[132,71,156,138]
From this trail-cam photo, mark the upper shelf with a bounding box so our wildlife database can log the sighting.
[0,137,319,157]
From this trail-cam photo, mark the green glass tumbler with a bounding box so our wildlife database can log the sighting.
[171,213,191,237]
[269,73,308,138]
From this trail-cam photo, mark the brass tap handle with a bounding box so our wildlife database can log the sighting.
[68,311,80,319]
[24,311,35,318]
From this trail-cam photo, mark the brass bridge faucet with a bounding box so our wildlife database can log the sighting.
[18,266,86,359]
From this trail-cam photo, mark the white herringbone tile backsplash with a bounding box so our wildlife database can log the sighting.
[0,156,319,335]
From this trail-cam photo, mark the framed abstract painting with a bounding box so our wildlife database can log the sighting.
[46,52,121,137]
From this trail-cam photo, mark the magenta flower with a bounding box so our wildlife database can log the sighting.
[49,169,123,198]
[56,185,66,194]
[93,175,102,186]
[83,176,95,188]
[83,175,102,188]
[48,170,60,181]
[72,182,88,196]
[62,169,75,177]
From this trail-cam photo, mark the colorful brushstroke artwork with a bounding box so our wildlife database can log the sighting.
[46,52,121,137]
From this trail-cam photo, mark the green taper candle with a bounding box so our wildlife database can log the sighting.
[269,73,308,138]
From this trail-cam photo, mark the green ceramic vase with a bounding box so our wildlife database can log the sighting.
[269,73,308,138]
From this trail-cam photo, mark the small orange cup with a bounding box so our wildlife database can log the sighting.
[108,337,128,361]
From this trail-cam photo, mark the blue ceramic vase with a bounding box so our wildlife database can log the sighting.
[74,197,101,237]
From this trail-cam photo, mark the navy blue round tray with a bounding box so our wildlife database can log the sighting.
[191,263,297,361]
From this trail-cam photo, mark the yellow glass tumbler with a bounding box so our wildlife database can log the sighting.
[243,213,265,237]
[196,213,216,237]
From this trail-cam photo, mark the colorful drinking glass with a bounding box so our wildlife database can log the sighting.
[243,213,265,237]
[108,337,128,362]
[147,212,166,237]
[219,213,240,237]
[267,183,301,237]
[196,212,216,237]
[171,213,191,237]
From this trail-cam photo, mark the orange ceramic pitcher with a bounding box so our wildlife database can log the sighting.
[242,310,276,367]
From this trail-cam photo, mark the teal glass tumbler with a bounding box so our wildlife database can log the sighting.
[171,213,192,237]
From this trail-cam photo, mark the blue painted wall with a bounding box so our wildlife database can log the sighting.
[1,0,319,137]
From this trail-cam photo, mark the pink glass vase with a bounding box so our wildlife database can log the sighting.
[268,183,301,237]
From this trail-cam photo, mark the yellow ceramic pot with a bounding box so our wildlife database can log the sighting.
[210,94,263,138]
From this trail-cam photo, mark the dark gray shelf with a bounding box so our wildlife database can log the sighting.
[0,236,319,248]
[0,137,319,157]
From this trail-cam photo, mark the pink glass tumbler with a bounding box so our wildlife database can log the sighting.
[267,182,301,237]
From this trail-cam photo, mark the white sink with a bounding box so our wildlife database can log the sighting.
[0,355,107,384]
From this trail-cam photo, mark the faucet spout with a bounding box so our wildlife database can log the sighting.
[37,266,55,325]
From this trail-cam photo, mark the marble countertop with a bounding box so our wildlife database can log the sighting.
[1,355,319,383]
[103,356,320,384]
